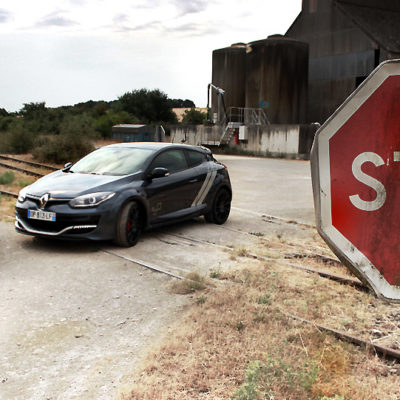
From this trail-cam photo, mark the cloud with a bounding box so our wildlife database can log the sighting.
[114,19,163,33]
[0,8,12,23]
[171,0,208,16]
[36,11,78,28]
[168,22,220,36]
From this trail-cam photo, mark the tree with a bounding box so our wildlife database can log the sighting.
[181,108,207,125]
[20,102,47,119]
[168,98,196,108]
[118,89,178,124]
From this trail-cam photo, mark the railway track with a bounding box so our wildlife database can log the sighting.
[0,162,45,178]
[0,155,58,171]
[1,186,358,289]
[2,191,398,362]
[100,235,399,363]
[0,154,60,178]
[0,189,18,199]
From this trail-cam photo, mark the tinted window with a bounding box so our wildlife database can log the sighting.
[187,150,206,167]
[150,150,188,174]
[70,147,153,176]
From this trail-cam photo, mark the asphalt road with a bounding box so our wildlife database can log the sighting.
[0,155,314,399]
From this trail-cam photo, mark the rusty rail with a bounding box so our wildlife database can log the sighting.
[281,310,400,362]
[0,189,18,199]
[0,155,58,171]
[0,162,44,178]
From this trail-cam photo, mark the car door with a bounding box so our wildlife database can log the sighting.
[184,149,211,209]
[144,149,197,223]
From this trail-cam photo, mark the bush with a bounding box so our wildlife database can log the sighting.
[33,134,94,164]
[181,108,207,125]
[0,171,15,185]
[0,121,34,154]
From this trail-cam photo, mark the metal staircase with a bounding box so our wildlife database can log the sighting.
[202,107,269,146]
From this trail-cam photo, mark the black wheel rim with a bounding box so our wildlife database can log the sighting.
[126,204,142,244]
[215,189,231,222]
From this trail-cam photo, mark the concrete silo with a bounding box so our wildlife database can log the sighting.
[211,43,246,121]
[245,36,309,124]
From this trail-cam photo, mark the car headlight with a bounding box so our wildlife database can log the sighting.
[69,192,115,208]
[18,187,29,203]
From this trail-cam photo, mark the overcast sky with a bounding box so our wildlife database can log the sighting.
[0,0,301,112]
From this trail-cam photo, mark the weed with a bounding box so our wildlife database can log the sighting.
[318,396,344,400]
[252,312,267,323]
[256,293,271,305]
[234,321,246,332]
[17,179,34,187]
[209,268,221,279]
[234,356,319,399]
[249,232,264,237]
[195,295,206,305]
[233,361,261,400]
[0,171,14,185]
[169,272,206,295]
[237,247,249,257]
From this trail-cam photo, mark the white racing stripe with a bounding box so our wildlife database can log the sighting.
[191,169,217,207]
[197,170,217,205]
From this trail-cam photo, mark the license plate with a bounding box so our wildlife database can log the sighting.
[28,209,56,222]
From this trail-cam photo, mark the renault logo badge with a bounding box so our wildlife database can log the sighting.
[40,193,50,209]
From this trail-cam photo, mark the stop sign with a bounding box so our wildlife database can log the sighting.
[311,60,400,302]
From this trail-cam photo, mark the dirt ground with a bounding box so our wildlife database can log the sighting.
[4,155,397,399]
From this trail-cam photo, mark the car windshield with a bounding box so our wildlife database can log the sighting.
[70,147,154,176]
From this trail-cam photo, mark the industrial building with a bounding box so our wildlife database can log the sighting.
[171,0,400,158]
[287,0,400,123]
[112,124,165,142]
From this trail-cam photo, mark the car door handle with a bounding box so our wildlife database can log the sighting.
[189,179,199,183]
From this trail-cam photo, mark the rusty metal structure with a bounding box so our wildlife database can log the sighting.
[211,44,246,122]
[245,36,308,124]
[286,0,400,123]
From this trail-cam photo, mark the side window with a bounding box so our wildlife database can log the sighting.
[187,150,206,167]
[150,150,188,174]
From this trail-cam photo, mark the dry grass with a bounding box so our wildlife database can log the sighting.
[119,240,400,400]
[0,166,38,219]
[169,272,207,295]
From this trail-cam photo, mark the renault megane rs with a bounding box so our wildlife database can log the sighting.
[15,143,232,246]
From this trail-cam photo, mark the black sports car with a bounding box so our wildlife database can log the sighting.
[15,143,232,246]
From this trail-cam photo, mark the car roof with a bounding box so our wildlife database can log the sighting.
[106,142,212,154]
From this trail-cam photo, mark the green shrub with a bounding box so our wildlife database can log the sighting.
[0,171,15,185]
[0,122,34,154]
[33,134,94,164]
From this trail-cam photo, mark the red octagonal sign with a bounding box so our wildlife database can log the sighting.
[311,60,400,301]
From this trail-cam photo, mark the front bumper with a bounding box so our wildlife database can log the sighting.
[15,197,119,241]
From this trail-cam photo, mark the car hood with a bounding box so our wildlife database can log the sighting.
[26,170,136,198]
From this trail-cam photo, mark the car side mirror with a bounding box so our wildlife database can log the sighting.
[148,167,169,179]
[62,162,73,172]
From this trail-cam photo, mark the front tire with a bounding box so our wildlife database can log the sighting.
[114,201,144,247]
[204,187,231,224]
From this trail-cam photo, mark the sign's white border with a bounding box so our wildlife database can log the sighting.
[311,60,400,301]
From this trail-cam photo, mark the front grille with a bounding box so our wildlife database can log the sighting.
[26,196,69,208]
[16,208,99,234]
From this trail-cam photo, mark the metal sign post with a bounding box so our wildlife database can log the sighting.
[311,60,400,302]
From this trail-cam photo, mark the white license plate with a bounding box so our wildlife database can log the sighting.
[28,209,56,222]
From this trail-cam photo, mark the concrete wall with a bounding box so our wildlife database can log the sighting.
[170,124,317,159]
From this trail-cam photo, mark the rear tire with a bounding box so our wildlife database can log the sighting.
[204,187,231,224]
[114,201,144,247]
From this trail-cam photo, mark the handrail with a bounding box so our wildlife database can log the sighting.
[219,107,270,126]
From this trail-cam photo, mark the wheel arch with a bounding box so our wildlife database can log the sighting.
[116,195,149,230]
